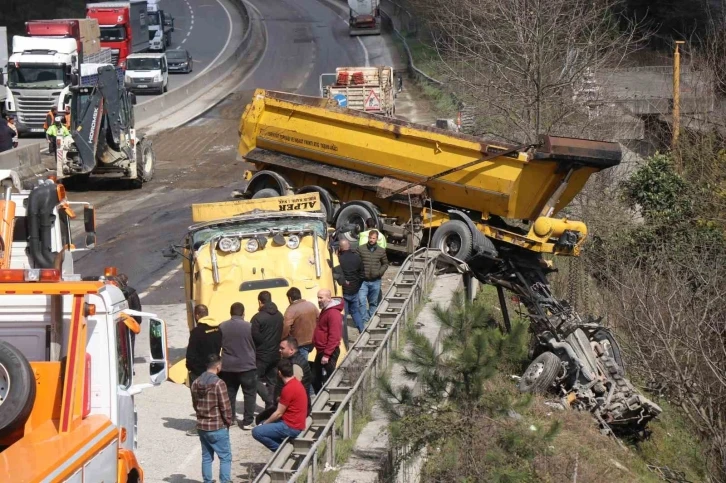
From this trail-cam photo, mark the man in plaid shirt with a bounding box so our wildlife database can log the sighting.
[192,354,233,483]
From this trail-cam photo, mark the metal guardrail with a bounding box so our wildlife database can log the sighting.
[254,248,441,483]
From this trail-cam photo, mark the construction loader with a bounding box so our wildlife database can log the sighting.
[56,64,155,189]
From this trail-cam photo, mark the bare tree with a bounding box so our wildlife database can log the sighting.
[408,0,645,142]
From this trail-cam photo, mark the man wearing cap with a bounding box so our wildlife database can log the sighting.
[46,116,70,154]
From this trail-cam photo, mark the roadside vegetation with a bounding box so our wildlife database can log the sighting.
[386,0,726,479]
[380,290,709,481]
[0,1,86,38]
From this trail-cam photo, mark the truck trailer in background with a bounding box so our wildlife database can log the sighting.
[0,27,7,115]
[87,0,149,68]
[348,0,381,36]
[25,19,102,58]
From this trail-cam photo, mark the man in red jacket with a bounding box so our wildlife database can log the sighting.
[312,289,343,393]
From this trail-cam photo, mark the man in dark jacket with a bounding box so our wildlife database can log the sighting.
[334,239,365,343]
[0,118,15,153]
[251,291,284,409]
[357,230,389,321]
[186,304,222,386]
[219,302,257,430]
[191,354,232,483]
[312,289,343,393]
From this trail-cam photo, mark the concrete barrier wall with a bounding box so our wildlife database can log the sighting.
[0,0,252,178]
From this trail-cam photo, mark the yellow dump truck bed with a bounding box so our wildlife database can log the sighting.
[238,90,620,221]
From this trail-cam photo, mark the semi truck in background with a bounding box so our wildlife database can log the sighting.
[25,19,102,58]
[320,66,394,116]
[348,0,381,36]
[4,36,112,135]
[147,0,174,52]
[87,0,150,68]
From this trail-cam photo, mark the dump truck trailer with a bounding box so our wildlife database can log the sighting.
[236,89,662,434]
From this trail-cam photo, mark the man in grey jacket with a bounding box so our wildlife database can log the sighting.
[218,302,257,430]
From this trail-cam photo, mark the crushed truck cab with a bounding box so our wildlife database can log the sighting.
[167,193,347,383]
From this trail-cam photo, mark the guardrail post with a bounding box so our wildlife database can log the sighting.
[343,402,352,439]
[327,429,336,467]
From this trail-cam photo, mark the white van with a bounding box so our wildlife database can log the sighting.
[124,52,169,95]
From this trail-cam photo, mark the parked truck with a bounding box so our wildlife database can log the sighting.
[57,64,155,188]
[0,169,167,482]
[87,0,150,68]
[25,18,102,58]
[348,0,381,35]
[164,192,348,383]
[319,66,394,117]
[236,89,662,435]
[147,0,173,51]
[4,36,112,135]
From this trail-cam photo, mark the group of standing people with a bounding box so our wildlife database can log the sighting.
[185,288,346,483]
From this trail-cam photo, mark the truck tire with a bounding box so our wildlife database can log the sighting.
[518,352,561,394]
[431,220,473,260]
[132,139,155,188]
[0,340,36,435]
[335,203,379,242]
[591,329,625,375]
[296,185,338,223]
[252,188,280,199]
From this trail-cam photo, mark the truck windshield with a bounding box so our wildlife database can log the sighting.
[100,26,126,41]
[7,64,66,89]
[192,217,327,248]
[148,13,161,25]
[126,58,161,70]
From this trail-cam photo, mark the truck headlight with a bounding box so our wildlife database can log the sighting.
[218,237,241,253]
[286,235,301,249]
[245,239,259,253]
[153,74,162,82]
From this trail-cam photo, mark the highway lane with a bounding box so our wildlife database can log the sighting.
[15,0,240,147]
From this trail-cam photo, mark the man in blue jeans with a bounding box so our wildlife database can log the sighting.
[333,239,365,343]
[252,358,308,451]
[357,230,389,321]
[191,354,233,483]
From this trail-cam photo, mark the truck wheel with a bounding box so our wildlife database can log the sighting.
[132,139,155,188]
[0,340,36,434]
[252,188,280,199]
[431,220,473,259]
[591,329,625,375]
[518,352,561,395]
[335,203,379,242]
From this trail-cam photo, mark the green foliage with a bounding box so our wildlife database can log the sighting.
[0,1,87,39]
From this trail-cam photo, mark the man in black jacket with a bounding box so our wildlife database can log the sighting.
[185,304,222,436]
[186,304,222,386]
[251,291,283,409]
[334,239,365,344]
[219,302,257,430]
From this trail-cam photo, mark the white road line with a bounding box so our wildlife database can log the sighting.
[138,263,183,300]
[197,0,233,76]
[338,18,370,67]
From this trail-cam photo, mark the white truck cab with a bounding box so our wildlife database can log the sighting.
[124,52,168,95]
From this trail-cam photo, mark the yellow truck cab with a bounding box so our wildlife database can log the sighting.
[169,193,346,382]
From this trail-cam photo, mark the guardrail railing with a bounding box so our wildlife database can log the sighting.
[254,247,441,483]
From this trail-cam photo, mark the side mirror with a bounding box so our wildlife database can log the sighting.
[162,245,179,258]
[84,206,96,232]
[85,233,97,249]
[149,317,168,385]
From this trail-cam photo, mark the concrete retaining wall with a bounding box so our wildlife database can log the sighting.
[0,0,252,179]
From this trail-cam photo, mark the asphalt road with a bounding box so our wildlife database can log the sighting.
[63,1,402,479]
[15,0,240,147]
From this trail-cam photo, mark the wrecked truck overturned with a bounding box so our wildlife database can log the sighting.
[235,89,662,434]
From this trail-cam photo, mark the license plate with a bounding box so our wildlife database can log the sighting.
[138,85,148,88]
[31,128,44,133]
